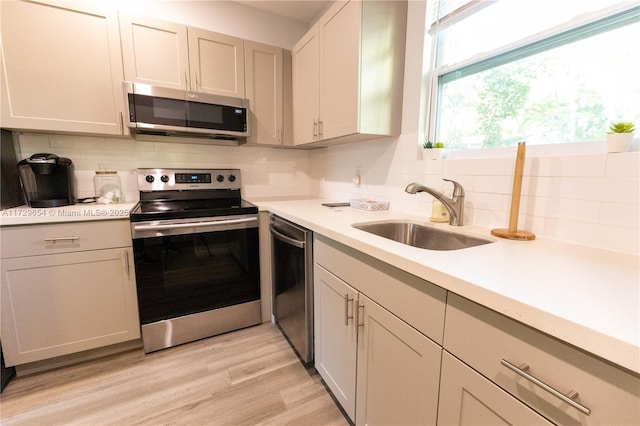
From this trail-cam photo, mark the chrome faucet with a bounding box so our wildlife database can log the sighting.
[405,179,465,226]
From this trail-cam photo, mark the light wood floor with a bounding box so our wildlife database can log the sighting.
[0,323,349,426]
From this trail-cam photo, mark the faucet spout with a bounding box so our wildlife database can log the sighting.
[405,179,465,226]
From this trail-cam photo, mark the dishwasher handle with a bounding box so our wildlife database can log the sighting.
[270,224,305,249]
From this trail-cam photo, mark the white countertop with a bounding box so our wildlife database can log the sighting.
[252,198,640,375]
[2,198,638,374]
[0,203,137,226]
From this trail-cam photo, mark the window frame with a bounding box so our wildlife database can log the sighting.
[421,1,640,157]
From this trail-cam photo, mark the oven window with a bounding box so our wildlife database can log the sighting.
[133,227,260,324]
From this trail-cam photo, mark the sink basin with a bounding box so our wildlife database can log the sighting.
[352,221,493,251]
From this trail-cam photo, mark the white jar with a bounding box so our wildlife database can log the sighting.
[94,171,124,204]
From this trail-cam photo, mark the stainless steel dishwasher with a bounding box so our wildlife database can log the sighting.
[270,214,313,364]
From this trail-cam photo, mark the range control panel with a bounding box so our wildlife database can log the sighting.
[137,168,242,191]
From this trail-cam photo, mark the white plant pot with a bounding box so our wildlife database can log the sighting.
[423,148,444,160]
[606,133,633,153]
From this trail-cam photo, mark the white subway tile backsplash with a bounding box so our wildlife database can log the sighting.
[544,218,639,254]
[598,202,640,229]
[472,175,512,194]
[546,198,600,223]
[522,176,553,198]
[16,132,639,254]
[550,177,605,201]
[533,154,607,177]
[443,157,509,176]
[313,138,639,254]
[17,132,313,202]
[605,152,640,178]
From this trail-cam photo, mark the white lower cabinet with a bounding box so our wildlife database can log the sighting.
[314,264,358,420]
[314,235,445,425]
[0,221,140,367]
[355,293,441,426]
[444,293,640,425]
[438,351,553,425]
[313,234,640,425]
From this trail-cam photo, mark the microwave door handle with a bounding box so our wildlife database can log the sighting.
[134,217,257,232]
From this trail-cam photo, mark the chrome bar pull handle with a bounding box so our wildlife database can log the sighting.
[125,250,130,277]
[501,359,591,415]
[313,118,318,138]
[357,302,364,329]
[44,236,80,243]
[344,293,354,325]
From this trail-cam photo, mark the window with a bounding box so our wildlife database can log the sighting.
[423,0,640,151]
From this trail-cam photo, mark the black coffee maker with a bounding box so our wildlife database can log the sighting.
[18,153,75,207]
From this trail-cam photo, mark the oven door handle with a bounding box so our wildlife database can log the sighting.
[134,217,257,232]
[270,225,305,249]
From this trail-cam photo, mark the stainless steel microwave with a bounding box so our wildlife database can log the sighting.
[123,82,249,142]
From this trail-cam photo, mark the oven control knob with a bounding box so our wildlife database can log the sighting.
[161,175,170,183]
[145,175,155,183]
[216,174,225,182]
[228,174,236,182]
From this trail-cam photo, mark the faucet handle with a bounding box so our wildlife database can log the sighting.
[442,178,465,198]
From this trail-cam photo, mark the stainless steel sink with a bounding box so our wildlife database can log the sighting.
[352,221,493,251]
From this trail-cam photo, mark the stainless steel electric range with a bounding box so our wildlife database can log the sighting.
[129,168,260,353]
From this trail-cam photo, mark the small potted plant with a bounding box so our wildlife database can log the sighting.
[606,121,635,153]
[422,140,445,160]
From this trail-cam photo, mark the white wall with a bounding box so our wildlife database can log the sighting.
[309,0,640,255]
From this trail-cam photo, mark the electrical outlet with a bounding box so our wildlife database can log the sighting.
[291,166,299,180]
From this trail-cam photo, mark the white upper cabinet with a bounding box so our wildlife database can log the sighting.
[189,28,245,98]
[120,14,245,98]
[119,13,190,90]
[244,41,285,145]
[292,27,320,145]
[0,0,126,135]
[291,0,407,146]
[318,0,360,141]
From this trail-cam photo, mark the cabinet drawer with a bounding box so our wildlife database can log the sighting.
[444,293,640,425]
[314,235,446,344]
[438,351,552,425]
[1,220,132,258]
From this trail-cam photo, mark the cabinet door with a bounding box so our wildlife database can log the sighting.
[0,1,125,135]
[355,293,442,426]
[119,13,190,90]
[245,41,283,145]
[1,248,140,366]
[438,351,553,425]
[318,0,360,140]
[188,28,245,98]
[292,25,320,145]
[314,264,358,422]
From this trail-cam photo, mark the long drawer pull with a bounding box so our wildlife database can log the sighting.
[501,359,591,415]
[44,236,80,243]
